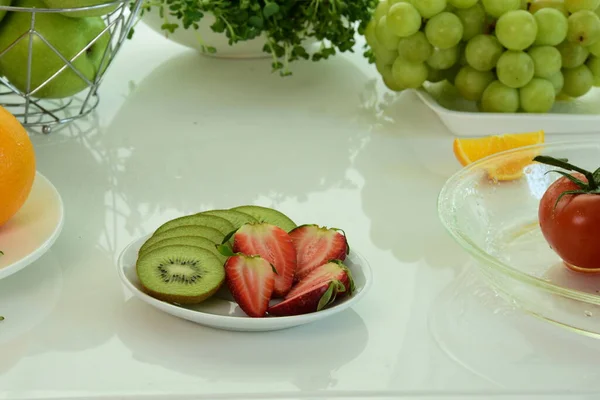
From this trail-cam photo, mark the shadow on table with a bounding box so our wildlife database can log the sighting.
[101,50,373,235]
[0,118,130,369]
[0,251,63,374]
[116,297,369,390]
[429,267,600,391]
[352,81,468,270]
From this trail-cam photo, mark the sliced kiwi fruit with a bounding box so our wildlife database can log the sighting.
[154,214,234,236]
[197,209,258,229]
[142,236,226,263]
[136,245,225,305]
[230,205,297,232]
[139,225,225,255]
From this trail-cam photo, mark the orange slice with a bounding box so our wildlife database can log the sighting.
[453,130,545,181]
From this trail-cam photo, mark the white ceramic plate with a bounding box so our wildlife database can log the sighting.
[117,234,372,332]
[0,172,64,280]
[414,83,600,138]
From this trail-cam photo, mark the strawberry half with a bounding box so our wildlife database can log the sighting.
[289,224,349,281]
[267,280,347,317]
[224,254,275,318]
[285,260,354,299]
[228,223,297,298]
[268,261,354,317]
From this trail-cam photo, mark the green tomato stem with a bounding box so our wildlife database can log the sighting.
[533,155,598,190]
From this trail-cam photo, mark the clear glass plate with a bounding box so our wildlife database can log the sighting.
[438,139,600,337]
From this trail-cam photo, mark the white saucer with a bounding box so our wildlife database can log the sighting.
[0,172,64,280]
[117,234,372,332]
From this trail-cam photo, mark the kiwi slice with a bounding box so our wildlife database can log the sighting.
[154,214,234,236]
[142,236,226,263]
[198,209,258,229]
[230,205,297,232]
[139,225,225,255]
[136,245,225,305]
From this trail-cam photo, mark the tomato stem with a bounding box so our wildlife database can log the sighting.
[533,155,598,190]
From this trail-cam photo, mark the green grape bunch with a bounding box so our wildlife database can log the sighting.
[363,0,600,114]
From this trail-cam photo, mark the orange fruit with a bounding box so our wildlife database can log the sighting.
[453,130,545,181]
[0,106,36,227]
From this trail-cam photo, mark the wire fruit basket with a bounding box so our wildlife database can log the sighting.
[0,0,143,133]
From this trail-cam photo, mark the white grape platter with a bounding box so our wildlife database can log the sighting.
[414,83,600,138]
[365,0,600,138]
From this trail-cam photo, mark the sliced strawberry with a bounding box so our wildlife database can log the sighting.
[224,254,275,318]
[289,224,349,281]
[268,279,348,317]
[231,223,297,298]
[285,260,354,300]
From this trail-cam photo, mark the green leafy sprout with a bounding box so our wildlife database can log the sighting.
[130,0,377,76]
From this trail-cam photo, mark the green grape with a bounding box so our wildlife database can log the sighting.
[528,46,562,78]
[381,64,406,91]
[427,46,459,69]
[387,3,423,37]
[557,41,590,68]
[481,81,520,112]
[482,0,521,18]
[454,66,496,101]
[496,10,538,51]
[565,0,600,13]
[427,65,447,82]
[547,71,565,94]
[496,50,535,88]
[365,20,379,49]
[534,8,568,46]
[374,0,391,21]
[449,0,478,7]
[391,57,428,88]
[465,34,504,71]
[375,47,399,65]
[455,4,486,41]
[588,40,600,57]
[425,12,464,49]
[398,32,433,63]
[375,16,401,51]
[413,0,447,18]
[519,78,556,112]
[586,55,600,85]
[567,10,600,46]
[562,64,594,96]
[529,1,569,15]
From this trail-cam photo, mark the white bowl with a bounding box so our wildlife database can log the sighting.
[116,234,373,332]
[141,7,273,59]
[140,6,320,59]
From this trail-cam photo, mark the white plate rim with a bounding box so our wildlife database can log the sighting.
[116,233,373,329]
[0,171,65,281]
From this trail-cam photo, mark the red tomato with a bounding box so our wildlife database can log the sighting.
[539,172,600,273]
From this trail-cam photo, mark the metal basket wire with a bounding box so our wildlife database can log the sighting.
[0,0,143,133]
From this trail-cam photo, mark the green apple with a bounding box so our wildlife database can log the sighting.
[0,1,12,24]
[42,0,118,18]
[0,0,111,99]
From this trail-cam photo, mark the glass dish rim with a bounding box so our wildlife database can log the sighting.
[438,138,600,305]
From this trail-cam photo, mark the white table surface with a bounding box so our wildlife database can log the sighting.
[2,22,600,400]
